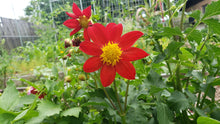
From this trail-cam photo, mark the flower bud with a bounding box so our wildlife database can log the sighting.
[64,75,72,82]
[78,74,86,81]
[64,38,72,48]
[72,38,81,47]
[62,55,68,60]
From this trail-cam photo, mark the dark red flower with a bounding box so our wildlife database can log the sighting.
[27,87,38,95]
[79,23,149,87]
[63,3,92,40]
[38,92,46,99]
[27,86,46,99]
[72,37,82,46]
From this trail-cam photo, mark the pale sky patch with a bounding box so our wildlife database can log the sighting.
[0,0,31,19]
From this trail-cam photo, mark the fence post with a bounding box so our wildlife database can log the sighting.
[49,0,57,42]
[80,0,83,10]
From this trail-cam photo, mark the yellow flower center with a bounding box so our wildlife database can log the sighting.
[100,42,122,66]
[78,15,90,28]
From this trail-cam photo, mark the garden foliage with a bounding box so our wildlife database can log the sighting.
[0,0,220,124]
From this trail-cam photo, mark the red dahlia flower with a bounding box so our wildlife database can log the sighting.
[63,3,92,40]
[79,23,149,87]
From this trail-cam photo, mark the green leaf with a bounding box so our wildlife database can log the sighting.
[185,28,203,44]
[202,0,220,19]
[13,109,29,122]
[203,18,220,34]
[0,113,15,124]
[189,10,201,21]
[37,100,61,116]
[18,95,35,105]
[168,91,189,111]
[195,108,207,117]
[0,80,19,111]
[192,70,203,83]
[211,109,220,121]
[26,100,61,124]
[156,103,173,124]
[185,90,197,103]
[164,41,184,58]
[197,116,220,124]
[149,86,164,95]
[61,107,81,118]
[153,53,166,63]
[144,70,165,88]
[160,27,183,37]
[52,65,58,77]
[211,78,220,86]
[179,47,194,61]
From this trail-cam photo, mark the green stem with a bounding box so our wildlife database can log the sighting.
[94,71,118,111]
[124,80,130,112]
[114,81,123,113]
[196,91,201,107]
[102,86,118,111]
[200,84,211,108]
[180,0,187,31]
[176,63,182,91]
[121,114,126,124]
[167,0,174,27]
[185,29,209,89]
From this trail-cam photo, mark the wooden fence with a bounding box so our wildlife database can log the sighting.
[0,17,39,50]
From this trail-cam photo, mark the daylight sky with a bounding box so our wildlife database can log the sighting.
[0,0,31,19]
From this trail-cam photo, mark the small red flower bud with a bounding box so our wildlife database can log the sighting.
[72,38,81,47]
[65,38,72,48]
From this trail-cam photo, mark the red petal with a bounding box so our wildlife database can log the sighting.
[100,65,116,87]
[83,5,91,18]
[83,56,102,72]
[65,12,78,19]
[79,41,102,56]
[106,23,116,29]
[70,26,81,36]
[118,31,144,50]
[83,28,90,41]
[88,23,108,46]
[106,23,123,43]
[121,47,149,61]
[116,61,135,80]
[63,19,79,28]
[72,3,82,16]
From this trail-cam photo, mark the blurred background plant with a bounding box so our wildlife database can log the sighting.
[0,0,219,123]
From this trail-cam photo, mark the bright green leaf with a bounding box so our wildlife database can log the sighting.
[26,100,61,124]
[61,107,81,118]
[164,41,184,58]
[185,28,203,44]
[37,100,61,116]
[197,116,220,124]
[0,113,15,124]
[179,47,194,61]
[0,80,19,111]
[160,27,183,37]
[202,0,220,19]
[203,18,220,34]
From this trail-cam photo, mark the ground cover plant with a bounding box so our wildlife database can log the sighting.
[0,0,220,124]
